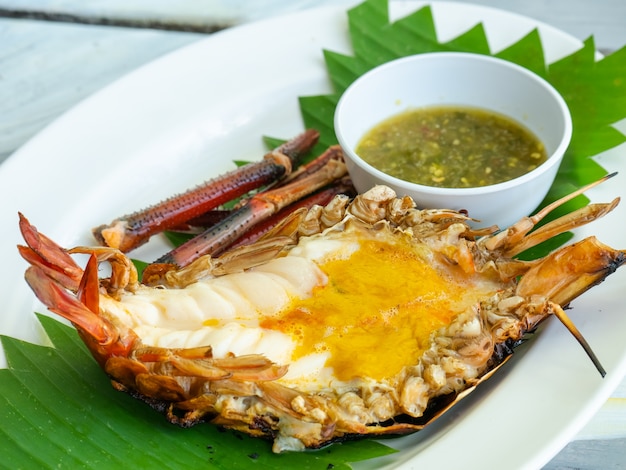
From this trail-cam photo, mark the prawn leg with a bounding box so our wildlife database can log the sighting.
[145,147,347,276]
[92,129,319,253]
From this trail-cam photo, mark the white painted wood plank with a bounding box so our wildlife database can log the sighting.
[0,0,624,49]
[0,19,200,162]
[2,0,349,26]
[544,437,626,470]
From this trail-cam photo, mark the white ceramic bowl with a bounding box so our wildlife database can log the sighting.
[334,52,572,229]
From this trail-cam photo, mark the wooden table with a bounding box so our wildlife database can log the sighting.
[1,1,624,468]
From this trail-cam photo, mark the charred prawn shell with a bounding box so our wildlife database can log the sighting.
[19,174,624,452]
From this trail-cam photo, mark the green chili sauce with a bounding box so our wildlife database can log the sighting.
[355,106,547,188]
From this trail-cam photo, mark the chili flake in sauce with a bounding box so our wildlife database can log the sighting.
[356,106,547,188]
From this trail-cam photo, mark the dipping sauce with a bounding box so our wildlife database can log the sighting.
[355,106,547,188]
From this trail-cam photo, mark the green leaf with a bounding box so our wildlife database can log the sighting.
[163,230,195,247]
[441,23,491,55]
[300,93,341,149]
[548,39,626,187]
[262,135,286,150]
[495,29,547,77]
[0,314,395,469]
[132,258,150,279]
[299,0,626,232]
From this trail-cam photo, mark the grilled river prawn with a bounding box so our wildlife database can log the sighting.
[19,174,624,452]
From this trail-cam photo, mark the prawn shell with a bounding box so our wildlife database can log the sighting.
[17,183,625,452]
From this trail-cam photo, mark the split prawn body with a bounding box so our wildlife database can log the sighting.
[19,180,624,452]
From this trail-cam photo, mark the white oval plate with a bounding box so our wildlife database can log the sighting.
[1,2,625,469]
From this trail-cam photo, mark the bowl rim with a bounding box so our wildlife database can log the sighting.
[334,51,573,196]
